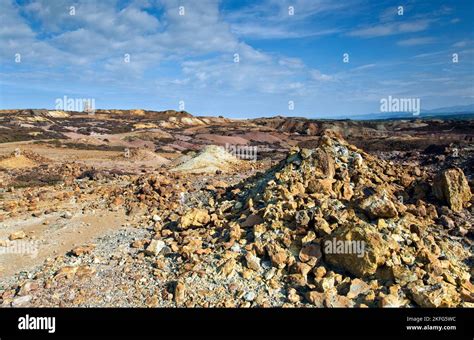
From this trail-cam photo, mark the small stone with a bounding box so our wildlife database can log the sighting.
[75,266,95,279]
[299,243,322,263]
[392,265,418,285]
[71,244,95,256]
[379,294,404,308]
[295,210,310,226]
[253,224,266,238]
[219,258,236,277]
[245,252,261,271]
[266,244,288,269]
[145,239,166,256]
[9,231,26,240]
[229,222,242,240]
[306,291,325,307]
[324,289,355,307]
[62,211,73,219]
[54,266,78,279]
[315,276,335,292]
[313,217,332,236]
[300,148,312,159]
[18,281,39,296]
[111,197,124,206]
[264,268,276,281]
[131,240,145,248]
[213,180,228,189]
[12,295,32,307]
[360,191,398,219]
[287,273,307,286]
[241,214,264,228]
[293,262,312,277]
[179,208,210,230]
[242,268,253,279]
[244,291,256,302]
[377,219,387,229]
[460,288,474,303]
[439,215,455,229]
[174,282,186,304]
[346,279,370,299]
[313,266,327,279]
[287,288,300,303]
[307,178,335,195]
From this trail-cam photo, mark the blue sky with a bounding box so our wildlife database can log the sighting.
[0,0,473,118]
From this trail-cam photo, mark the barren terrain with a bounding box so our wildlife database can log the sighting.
[0,109,472,308]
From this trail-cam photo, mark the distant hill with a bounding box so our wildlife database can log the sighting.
[342,104,474,121]
[422,104,474,114]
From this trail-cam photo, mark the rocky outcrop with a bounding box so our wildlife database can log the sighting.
[433,167,472,212]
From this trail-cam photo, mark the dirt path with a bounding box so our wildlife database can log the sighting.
[0,208,129,279]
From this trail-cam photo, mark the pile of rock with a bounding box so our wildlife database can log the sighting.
[171,145,241,174]
[159,130,472,307]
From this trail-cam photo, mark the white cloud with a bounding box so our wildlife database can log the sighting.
[3,0,470,116]
[397,37,436,46]
[349,19,431,38]
[453,40,470,48]
[309,69,333,81]
[0,0,243,75]
[278,57,305,69]
[230,23,340,40]
[224,0,350,40]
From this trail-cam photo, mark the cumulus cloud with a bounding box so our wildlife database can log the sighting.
[1,0,472,116]
[1,0,339,96]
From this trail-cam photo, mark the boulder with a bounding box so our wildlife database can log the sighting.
[324,225,389,277]
[433,167,471,212]
[311,148,335,179]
